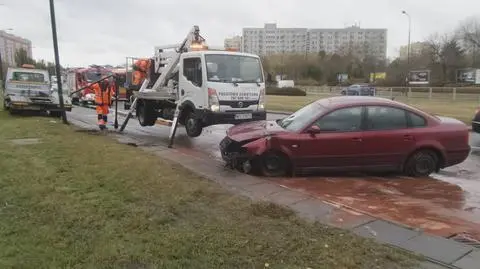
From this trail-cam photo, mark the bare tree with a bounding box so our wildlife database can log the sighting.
[425,33,465,83]
[457,16,480,66]
[458,16,480,48]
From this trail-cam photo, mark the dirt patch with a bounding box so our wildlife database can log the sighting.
[10,138,42,145]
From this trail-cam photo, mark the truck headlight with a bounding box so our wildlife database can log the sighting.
[258,88,265,110]
[208,88,220,112]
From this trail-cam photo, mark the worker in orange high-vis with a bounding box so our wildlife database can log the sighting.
[132,58,151,86]
[93,79,112,130]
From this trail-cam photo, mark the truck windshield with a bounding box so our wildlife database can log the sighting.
[205,54,264,83]
[11,72,46,83]
[85,71,111,82]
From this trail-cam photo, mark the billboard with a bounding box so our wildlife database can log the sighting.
[408,70,430,85]
[456,68,477,83]
[369,72,386,82]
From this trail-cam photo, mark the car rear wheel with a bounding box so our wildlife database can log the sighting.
[404,150,438,177]
[259,152,290,177]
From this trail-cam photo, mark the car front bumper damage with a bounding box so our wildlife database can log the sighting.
[220,136,255,171]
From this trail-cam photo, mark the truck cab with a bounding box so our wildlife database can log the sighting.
[135,49,266,137]
[3,65,72,116]
[179,50,266,133]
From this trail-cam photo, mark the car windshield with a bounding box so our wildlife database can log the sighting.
[205,54,264,83]
[278,102,325,132]
[11,72,46,83]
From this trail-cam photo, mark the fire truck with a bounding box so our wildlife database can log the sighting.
[111,68,128,102]
[65,65,112,105]
[119,25,266,147]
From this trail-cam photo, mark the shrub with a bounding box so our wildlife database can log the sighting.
[266,87,307,96]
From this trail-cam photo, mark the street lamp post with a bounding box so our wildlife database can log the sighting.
[49,0,68,124]
[402,10,411,89]
[401,10,411,65]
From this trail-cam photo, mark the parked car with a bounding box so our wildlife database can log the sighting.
[341,84,375,96]
[472,106,480,133]
[220,96,470,177]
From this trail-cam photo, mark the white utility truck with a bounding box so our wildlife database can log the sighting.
[119,26,267,147]
[3,64,72,117]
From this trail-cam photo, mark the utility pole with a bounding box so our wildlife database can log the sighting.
[0,51,3,88]
[49,0,68,124]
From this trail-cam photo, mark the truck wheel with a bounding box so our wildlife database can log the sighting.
[3,100,10,110]
[184,111,203,137]
[49,111,62,118]
[137,100,157,126]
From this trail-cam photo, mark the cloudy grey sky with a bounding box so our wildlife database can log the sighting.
[1,0,479,67]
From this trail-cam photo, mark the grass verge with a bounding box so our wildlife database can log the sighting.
[0,112,420,269]
[266,95,477,124]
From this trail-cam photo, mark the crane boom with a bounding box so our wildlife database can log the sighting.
[145,25,205,92]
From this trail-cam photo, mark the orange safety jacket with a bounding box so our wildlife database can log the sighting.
[132,59,151,85]
[93,82,112,106]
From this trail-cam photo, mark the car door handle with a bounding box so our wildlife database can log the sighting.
[352,137,363,142]
[403,135,414,141]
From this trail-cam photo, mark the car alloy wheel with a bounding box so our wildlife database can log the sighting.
[260,152,289,177]
[405,150,438,177]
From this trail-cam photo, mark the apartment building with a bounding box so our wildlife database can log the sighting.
[0,30,33,66]
[399,42,429,60]
[241,23,387,60]
[224,35,242,50]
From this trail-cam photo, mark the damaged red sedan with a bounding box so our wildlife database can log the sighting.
[220,96,471,177]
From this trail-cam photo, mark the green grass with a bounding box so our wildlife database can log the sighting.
[266,95,478,124]
[0,112,421,268]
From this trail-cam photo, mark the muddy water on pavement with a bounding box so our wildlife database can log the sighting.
[198,124,480,239]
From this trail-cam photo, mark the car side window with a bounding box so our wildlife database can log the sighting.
[366,106,408,131]
[408,112,427,128]
[313,106,363,132]
[183,57,202,87]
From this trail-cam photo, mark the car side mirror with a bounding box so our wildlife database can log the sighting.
[306,125,321,135]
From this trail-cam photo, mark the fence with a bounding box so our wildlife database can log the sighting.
[300,86,480,103]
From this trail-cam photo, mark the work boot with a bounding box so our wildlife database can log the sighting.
[98,119,106,130]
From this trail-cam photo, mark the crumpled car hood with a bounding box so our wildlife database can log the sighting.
[226,120,287,142]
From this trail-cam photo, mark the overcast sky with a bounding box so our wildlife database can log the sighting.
[1,0,479,67]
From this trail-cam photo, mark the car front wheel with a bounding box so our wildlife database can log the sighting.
[259,152,290,177]
[404,150,439,177]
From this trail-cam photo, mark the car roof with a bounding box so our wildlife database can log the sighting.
[316,96,425,113]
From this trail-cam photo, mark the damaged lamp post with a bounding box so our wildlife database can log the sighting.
[49,0,68,124]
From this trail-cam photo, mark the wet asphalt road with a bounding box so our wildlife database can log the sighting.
[67,106,480,239]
